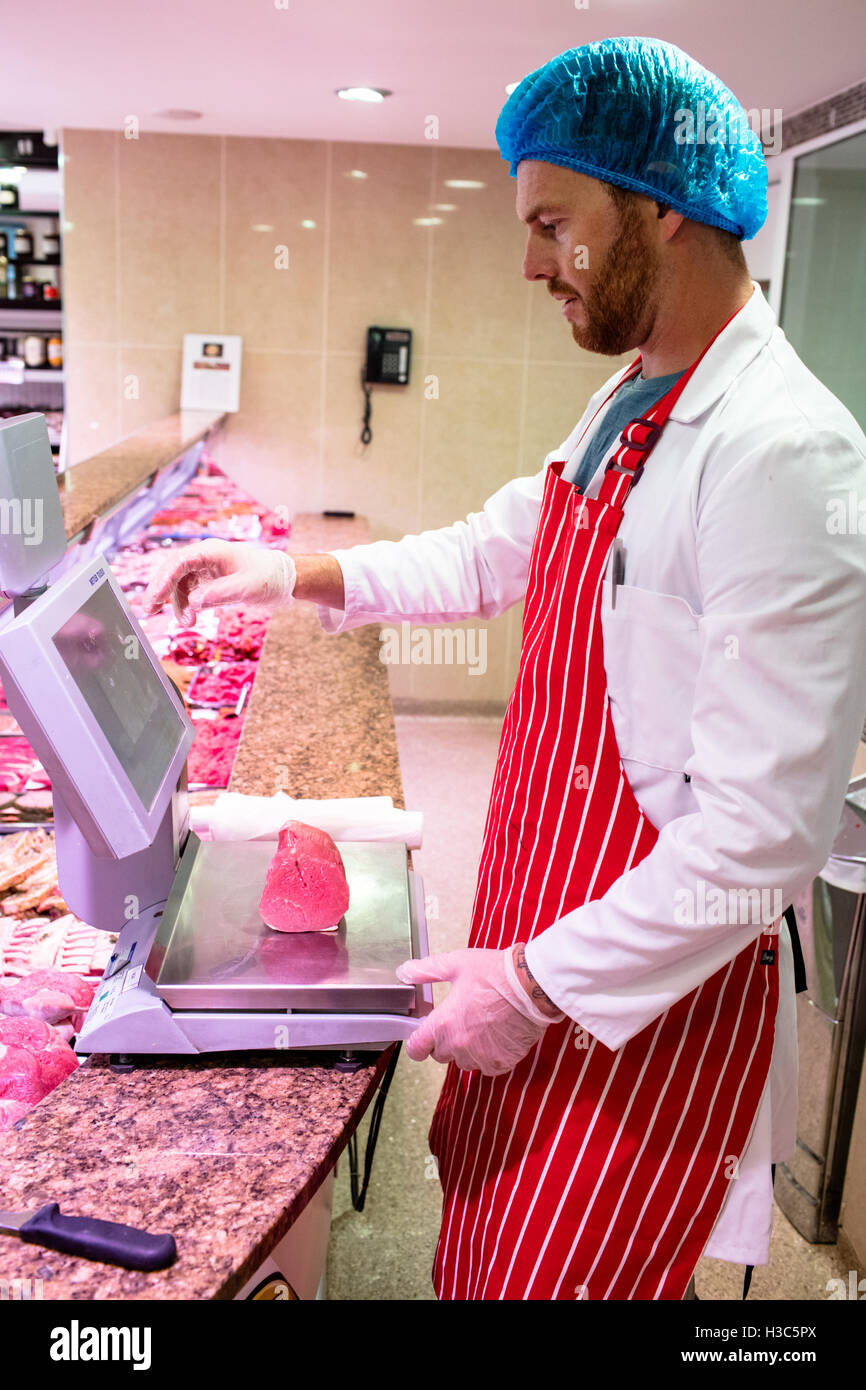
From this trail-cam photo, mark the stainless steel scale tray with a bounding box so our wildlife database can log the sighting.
[147,836,417,1012]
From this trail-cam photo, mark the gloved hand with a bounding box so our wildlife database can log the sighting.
[396,946,563,1076]
[142,539,297,625]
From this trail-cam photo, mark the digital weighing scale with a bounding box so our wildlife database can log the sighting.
[0,414,432,1065]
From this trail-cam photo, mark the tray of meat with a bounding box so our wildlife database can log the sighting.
[0,790,54,829]
[168,608,268,665]
[187,661,257,711]
[0,829,67,918]
[215,608,268,661]
[187,715,245,789]
[0,736,44,795]
[0,913,115,980]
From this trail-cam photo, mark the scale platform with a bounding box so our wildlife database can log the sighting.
[75,836,433,1062]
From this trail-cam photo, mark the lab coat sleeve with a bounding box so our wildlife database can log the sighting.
[314,468,549,633]
[524,425,866,1050]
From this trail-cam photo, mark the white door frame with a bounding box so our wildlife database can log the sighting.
[767,114,866,319]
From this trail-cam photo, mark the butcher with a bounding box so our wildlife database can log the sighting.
[145,37,866,1301]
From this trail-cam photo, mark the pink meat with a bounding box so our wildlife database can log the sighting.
[0,969,96,1029]
[0,1043,49,1105]
[187,717,244,787]
[0,1015,78,1089]
[0,1097,29,1131]
[258,821,350,933]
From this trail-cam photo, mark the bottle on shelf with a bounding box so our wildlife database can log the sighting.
[0,232,7,299]
[22,334,47,368]
[41,220,61,258]
[47,332,63,369]
[13,227,33,259]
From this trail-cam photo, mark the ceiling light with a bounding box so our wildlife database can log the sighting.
[432,203,457,211]
[414,217,443,226]
[251,224,274,232]
[301,219,317,229]
[791,196,825,206]
[336,87,392,103]
[444,179,486,190]
[346,169,368,180]
[153,108,204,121]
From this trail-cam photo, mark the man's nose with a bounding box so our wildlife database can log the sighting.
[522,238,555,283]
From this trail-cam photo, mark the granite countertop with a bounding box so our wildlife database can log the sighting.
[231,513,405,810]
[59,409,226,541]
[0,507,405,1300]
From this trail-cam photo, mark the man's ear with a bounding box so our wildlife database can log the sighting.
[655,205,684,242]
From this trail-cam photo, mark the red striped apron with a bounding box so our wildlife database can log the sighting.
[428,311,780,1300]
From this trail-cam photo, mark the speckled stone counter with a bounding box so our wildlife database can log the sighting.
[0,506,404,1300]
[231,513,405,809]
[59,409,226,540]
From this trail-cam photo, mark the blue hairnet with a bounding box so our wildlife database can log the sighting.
[496,37,767,239]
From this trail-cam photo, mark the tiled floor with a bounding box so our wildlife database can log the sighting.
[325,713,857,1302]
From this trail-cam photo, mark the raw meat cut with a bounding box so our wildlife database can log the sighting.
[0,736,41,794]
[0,1042,48,1106]
[187,716,244,787]
[0,1016,78,1089]
[258,821,350,932]
[0,1097,29,1130]
[188,661,256,709]
[0,968,97,1030]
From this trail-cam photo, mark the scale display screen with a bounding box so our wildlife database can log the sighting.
[52,582,187,811]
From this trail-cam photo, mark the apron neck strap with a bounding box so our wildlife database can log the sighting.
[597,298,749,504]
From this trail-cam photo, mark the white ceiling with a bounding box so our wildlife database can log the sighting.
[2,0,865,149]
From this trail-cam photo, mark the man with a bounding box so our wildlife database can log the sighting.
[145,38,866,1300]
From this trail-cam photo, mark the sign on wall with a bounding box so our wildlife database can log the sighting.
[181,334,243,413]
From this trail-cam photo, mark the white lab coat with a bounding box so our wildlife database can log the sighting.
[316,284,866,1264]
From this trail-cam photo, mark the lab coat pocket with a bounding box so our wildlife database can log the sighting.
[601,581,701,774]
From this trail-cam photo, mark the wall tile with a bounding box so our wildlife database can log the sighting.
[325,142,432,356]
[321,351,422,540]
[427,147,530,363]
[418,357,524,531]
[61,129,119,345]
[117,133,221,347]
[64,342,121,465]
[224,138,327,353]
[218,350,322,514]
[119,345,183,438]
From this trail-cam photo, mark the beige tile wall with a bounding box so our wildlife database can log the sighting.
[61,128,630,706]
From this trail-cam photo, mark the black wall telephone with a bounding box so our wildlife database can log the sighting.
[364,326,412,385]
[360,326,412,444]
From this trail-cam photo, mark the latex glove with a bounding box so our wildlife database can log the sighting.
[396,947,562,1076]
[142,539,296,625]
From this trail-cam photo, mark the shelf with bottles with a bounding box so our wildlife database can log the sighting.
[0,327,63,374]
[0,226,61,308]
[0,137,67,470]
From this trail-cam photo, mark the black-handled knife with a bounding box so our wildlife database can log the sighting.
[0,1203,177,1271]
